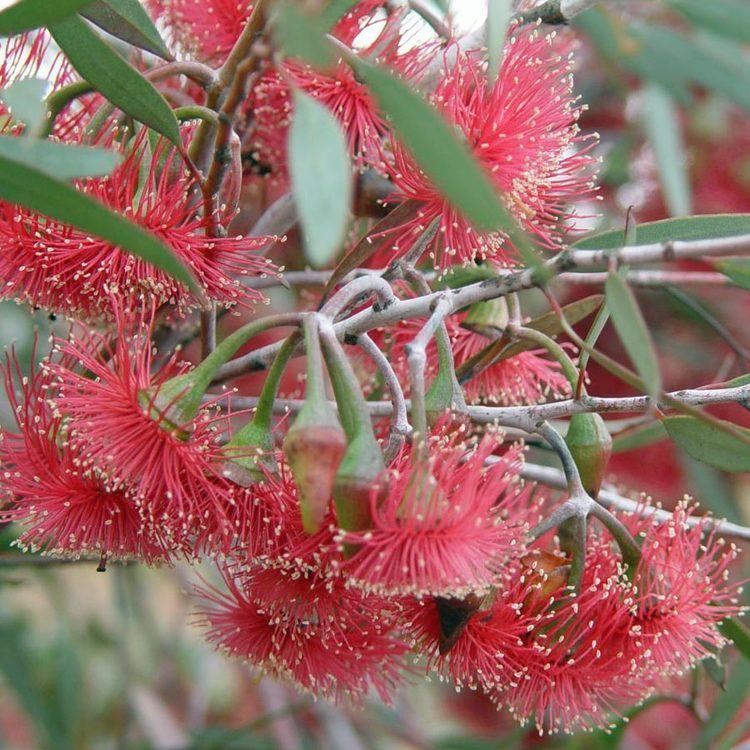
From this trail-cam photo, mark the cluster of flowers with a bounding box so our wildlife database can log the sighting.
[0,0,743,735]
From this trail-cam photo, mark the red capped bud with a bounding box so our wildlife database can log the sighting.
[565,412,612,498]
[284,403,346,534]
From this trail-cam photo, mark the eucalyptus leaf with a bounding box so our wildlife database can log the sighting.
[289,90,352,269]
[352,58,532,250]
[696,657,750,749]
[714,258,750,291]
[0,152,196,291]
[605,271,661,398]
[612,421,667,453]
[0,135,120,180]
[719,617,750,661]
[49,14,181,145]
[663,415,750,472]
[670,0,750,45]
[0,0,93,36]
[574,214,750,250]
[81,0,172,59]
[641,83,692,216]
[0,77,48,132]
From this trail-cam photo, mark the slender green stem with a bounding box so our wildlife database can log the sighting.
[510,325,579,390]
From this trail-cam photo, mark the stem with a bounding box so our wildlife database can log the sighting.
[509,324,580,391]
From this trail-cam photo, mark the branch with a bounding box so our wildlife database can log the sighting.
[520,463,750,543]
[220,383,750,426]
[217,233,750,380]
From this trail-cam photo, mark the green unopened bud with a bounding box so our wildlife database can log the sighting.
[565,412,613,498]
[320,321,387,552]
[284,317,346,533]
[460,298,509,337]
[222,331,301,485]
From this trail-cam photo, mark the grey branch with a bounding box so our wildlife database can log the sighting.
[217,232,750,380]
[520,463,750,543]
[219,383,750,428]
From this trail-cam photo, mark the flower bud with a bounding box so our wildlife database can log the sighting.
[284,402,346,534]
[460,298,509,338]
[565,412,612,498]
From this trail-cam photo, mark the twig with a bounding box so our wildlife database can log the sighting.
[216,232,750,380]
[520,463,750,543]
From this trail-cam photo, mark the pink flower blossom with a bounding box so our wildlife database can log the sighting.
[0,350,164,562]
[0,133,276,320]
[47,309,233,555]
[382,30,597,271]
[340,435,530,596]
[196,563,407,702]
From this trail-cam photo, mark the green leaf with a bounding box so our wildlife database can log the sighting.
[640,84,692,216]
[715,257,750,291]
[605,271,661,398]
[289,90,352,269]
[670,0,750,46]
[49,14,181,145]
[321,0,360,28]
[0,77,48,132]
[487,0,512,82]
[353,59,532,248]
[663,415,750,472]
[0,135,119,179]
[274,3,334,68]
[696,657,750,749]
[0,0,93,36]
[719,617,750,661]
[680,454,742,524]
[0,152,196,291]
[81,0,172,59]
[574,213,750,250]
[456,295,604,383]
[612,421,667,452]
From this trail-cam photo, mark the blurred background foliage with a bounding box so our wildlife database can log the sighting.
[2,0,750,748]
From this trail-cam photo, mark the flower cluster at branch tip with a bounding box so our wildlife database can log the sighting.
[0,1,746,738]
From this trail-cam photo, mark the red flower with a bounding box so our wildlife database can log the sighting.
[382,30,597,271]
[196,563,407,703]
[245,2,437,178]
[0,350,164,562]
[146,0,254,63]
[47,309,233,556]
[341,435,530,597]
[627,502,744,675]
[0,134,276,320]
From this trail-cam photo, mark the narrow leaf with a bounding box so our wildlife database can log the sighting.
[0,152,196,290]
[81,0,172,59]
[663,415,750,472]
[714,257,750,291]
[321,0,360,28]
[696,657,750,749]
[274,3,334,68]
[605,271,661,398]
[612,421,667,453]
[0,77,48,132]
[670,0,750,45]
[457,295,604,383]
[49,14,181,145]
[0,135,119,179]
[0,0,93,36]
[574,213,750,250]
[353,59,532,248]
[323,199,422,296]
[487,0,513,82]
[641,83,692,216]
[289,90,352,269]
[719,617,750,661]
